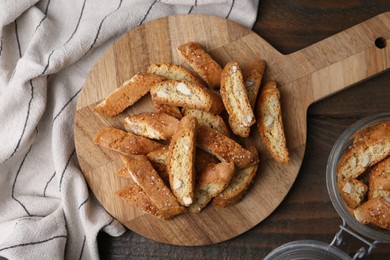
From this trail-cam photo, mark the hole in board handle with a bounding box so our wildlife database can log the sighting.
[375,37,387,49]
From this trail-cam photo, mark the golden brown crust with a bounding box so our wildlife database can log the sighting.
[354,197,390,230]
[124,112,179,140]
[196,125,259,169]
[337,121,390,180]
[121,155,185,218]
[182,108,229,136]
[116,183,166,219]
[256,80,289,163]
[147,62,205,86]
[177,42,222,89]
[368,156,390,199]
[93,127,163,155]
[167,115,198,206]
[150,79,223,114]
[195,148,220,173]
[220,61,255,138]
[94,73,165,117]
[213,146,259,207]
[243,59,266,109]
[152,99,183,119]
[188,162,235,213]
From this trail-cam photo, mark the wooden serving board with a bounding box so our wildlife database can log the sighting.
[74,14,390,246]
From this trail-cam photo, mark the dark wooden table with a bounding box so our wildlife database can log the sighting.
[98,1,390,259]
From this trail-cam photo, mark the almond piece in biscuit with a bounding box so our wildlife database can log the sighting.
[213,146,259,207]
[188,162,235,213]
[167,115,198,206]
[124,112,179,140]
[94,127,162,155]
[220,61,256,138]
[196,125,259,169]
[150,80,223,114]
[117,183,166,219]
[256,80,289,163]
[338,178,368,209]
[147,62,205,86]
[121,155,185,218]
[182,108,229,136]
[94,73,165,117]
[177,42,222,89]
[337,121,390,180]
[243,59,266,109]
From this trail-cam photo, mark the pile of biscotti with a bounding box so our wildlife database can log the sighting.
[337,120,390,230]
[93,42,289,220]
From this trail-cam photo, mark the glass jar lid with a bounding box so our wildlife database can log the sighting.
[264,240,351,260]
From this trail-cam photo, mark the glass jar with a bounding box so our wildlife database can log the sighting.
[265,113,390,260]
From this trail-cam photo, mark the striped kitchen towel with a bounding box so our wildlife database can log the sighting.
[0,0,259,259]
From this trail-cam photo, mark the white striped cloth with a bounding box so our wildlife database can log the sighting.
[0,0,259,259]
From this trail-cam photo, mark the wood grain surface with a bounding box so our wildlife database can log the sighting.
[95,1,390,259]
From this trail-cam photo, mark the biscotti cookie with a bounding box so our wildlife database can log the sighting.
[338,178,368,209]
[151,99,183,119]
[121,155,185,218]
[195,148,220,173]
[150,79,223,114]
[124,112,179,140]
[117,183,166,219]
[337,121,390,180]
[213,146,259,207]
[196,125,259,169]
[220,61,255,138]
[94,127,162,155]
[354,197,390,230]
[188,162,235,213]
[256,80,289,163]
[368,156,390,199]
[94,73,165,117]
[167,115,197,206]
[147,62,204,86]
[243,59,266,109]
[182,108,229,136]
[177,42,222,89]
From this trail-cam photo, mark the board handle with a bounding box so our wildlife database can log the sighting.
[287,12,390,106]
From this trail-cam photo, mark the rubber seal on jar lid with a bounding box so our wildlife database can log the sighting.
[264,240,351,260]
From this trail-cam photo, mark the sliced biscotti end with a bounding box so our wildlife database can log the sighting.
[368,156,390,199]
[117,183,168,219]
[243,59,266,109]
[188,162,235,213]
[94,73,165,117]
[337,122,390,180]
[147,62,205,86]
[213,146,259,207]
[121,155,185,218]
[168,115,198,206]
[182,108,229,136]
[220,61,255,138]
[93,127,163,155]
[196,125,259,169]
[177,42,222,89]
[338,178,368,209]
[152,99,183,119]
[124,112,179,140]
[150,79,223,114]
[354,197,390,230]
[256,80,289,163]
